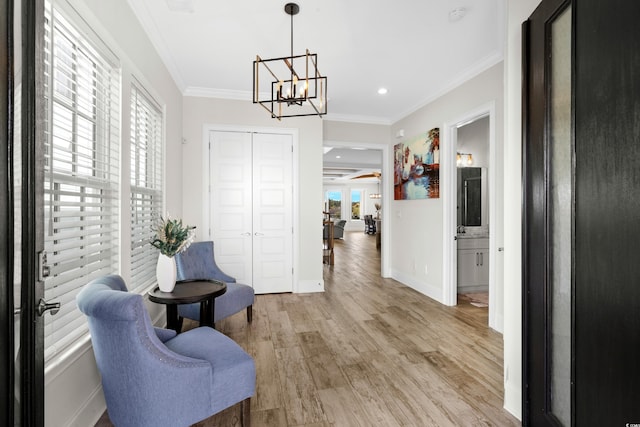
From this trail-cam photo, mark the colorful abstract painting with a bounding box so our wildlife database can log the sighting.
[393,127,440,200]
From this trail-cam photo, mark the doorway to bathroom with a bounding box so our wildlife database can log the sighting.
[443,102,500,332]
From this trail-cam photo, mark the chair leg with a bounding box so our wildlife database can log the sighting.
[241,397,251,427]
[246,305,253,323]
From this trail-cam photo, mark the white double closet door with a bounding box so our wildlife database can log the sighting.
[208,130,293,294]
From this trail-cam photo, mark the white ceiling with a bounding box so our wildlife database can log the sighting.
[323,146,382,182]
[127,0,504,125]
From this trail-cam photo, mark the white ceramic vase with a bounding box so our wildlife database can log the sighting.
[156,253,177,292]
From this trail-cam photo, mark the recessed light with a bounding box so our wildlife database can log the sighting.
[377,88,388,95]
[336,155,341,159]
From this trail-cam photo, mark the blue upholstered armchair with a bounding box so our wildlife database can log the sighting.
[76,275,255,427]
[175,241,254,328]
[323,219,346,239]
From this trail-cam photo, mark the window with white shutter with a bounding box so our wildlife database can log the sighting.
[130,85,163,292]
[43,3,120,363]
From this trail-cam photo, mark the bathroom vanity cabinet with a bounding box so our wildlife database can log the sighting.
[457,237,489,292]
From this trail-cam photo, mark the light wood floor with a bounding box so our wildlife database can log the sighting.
[97,231,519,427]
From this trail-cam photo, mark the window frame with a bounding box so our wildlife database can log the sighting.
[129,83,164,293]
[43,2,121,364]
[350,189,363,220]
[325,189,343,221]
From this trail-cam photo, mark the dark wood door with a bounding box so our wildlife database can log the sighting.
[0,0,46,425]
[573,0,640,424]
[1,0,13,423]
[523,0,640,425]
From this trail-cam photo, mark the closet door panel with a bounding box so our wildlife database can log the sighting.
[209,130,293,293]
[210,131,253,285]
[252,133,293,294]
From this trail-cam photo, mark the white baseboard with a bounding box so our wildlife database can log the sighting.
[296,279,325,293]
[491,312,504,334]
[391,270,443,303]
[66,384,107,427]
[504,380,523,420]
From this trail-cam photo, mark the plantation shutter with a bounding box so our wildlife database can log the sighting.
[43,4,120,362]
[130,85,164,292]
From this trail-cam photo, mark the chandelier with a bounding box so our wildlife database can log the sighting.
[253,3,328,120]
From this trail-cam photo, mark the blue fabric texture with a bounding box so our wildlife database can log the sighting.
[76,274,255,427]
[175,241,236,283]
[175,241,254,323]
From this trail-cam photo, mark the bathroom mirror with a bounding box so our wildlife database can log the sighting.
[457,167,486,227]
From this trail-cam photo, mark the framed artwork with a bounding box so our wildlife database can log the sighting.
[393,127,440,200]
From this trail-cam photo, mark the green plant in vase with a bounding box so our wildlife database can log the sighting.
[151,215,196,292]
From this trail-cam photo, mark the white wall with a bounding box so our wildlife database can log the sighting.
[181,96,324,292]
[503,0,542,420]
[457,116,490,168]
[324,120,391,144]
[388,63,504,304]
[44,0,184,425]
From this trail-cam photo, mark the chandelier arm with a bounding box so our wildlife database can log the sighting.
[283,58,300,80]
[256,100,281,121]
[258,60,280,82]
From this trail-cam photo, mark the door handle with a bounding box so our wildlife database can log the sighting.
[480,253,483,266]
[241,232,251,236]
[37,298,60,317]
[254,232,264,236]
[476,253,479,266]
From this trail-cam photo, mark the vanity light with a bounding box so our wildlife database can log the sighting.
[456,152,474,167]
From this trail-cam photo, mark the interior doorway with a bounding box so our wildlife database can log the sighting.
[443,102,500,332]
[322,141,391,278]
[455,117,490,307]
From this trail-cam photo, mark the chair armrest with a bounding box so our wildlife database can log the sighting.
[154,327,177,343]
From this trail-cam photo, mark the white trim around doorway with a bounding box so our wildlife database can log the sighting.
[442,101,500,332]
[324,140,391,278]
